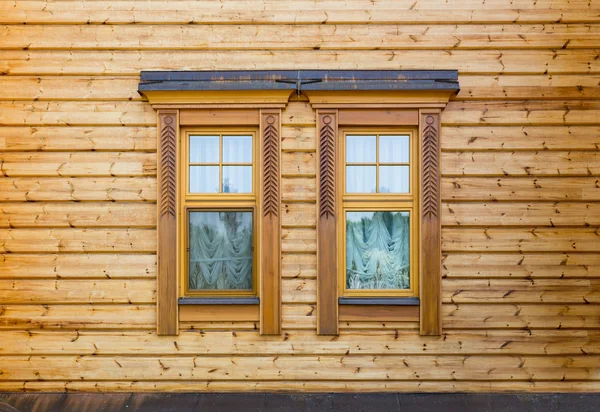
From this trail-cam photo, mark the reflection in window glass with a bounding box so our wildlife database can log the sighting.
[346,135,376,162]
[379,135,409,163]
[188,211,253,291]
[379,166,410,193]
[189,166,219,193]
[346,211,410,290]
[223,166,252,193]
[190,135,219,163]
[223,135,252,163]
[346,166,376,193]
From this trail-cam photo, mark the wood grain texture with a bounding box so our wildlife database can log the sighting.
[316,110,338,335]
[261,110,281,335]
[420,110,442,336]
[157,110,178,336]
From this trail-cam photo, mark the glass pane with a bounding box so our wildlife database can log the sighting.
[189,166,219,193]
[345,211,410,290]
[379,166,410,193]
[346,135,376,163]
[190,135,219,163]
[223,166,252,193]
[188,211,253,291]
[346,166,376,193]
[380,135,410,163]
[223,135,252,163]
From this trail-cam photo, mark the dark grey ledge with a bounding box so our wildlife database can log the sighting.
[338,297,420,306]
[178,297,259,305]
[139,70,459,93]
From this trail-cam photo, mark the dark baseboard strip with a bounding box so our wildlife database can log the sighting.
[338,297,420,305]
[2,393,599,412]
[178,297,260,305]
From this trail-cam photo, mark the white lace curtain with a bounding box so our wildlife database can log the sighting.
[346,211,410,290]
[188,211,253,290]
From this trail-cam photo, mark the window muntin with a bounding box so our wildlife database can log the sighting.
[339,129,419,298]
[181,129,259,297]
[344,133,411,194]
[188,133,253,194]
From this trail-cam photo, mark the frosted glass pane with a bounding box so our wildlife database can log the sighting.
[189,166,219,193]
[379,166,410,193]
[188,211,253,291]
[346,166,376,193]
[223,135,252,163]
[223,166,252,193]
[346,211,410,290]
[190,135,219,163]
[346,135,376,162]
[380,135,410,163]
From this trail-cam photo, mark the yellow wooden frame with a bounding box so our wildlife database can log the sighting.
[179,127,260,298]
[337,128,420,298]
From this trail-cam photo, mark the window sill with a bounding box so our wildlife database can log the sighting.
[338,297,419,306]
[178,297,260,305]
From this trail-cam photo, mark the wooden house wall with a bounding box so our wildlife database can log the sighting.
[0,0,599,392]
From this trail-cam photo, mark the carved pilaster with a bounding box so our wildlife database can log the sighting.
[260,110,281,335]
[317,110,338,335]
[157,110,178,336]
[419,110,441,336]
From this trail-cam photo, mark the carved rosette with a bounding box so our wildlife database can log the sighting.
[159,113,177,218]
[421,113,440,219]
[262,112,280,218]
[318,114,336,219]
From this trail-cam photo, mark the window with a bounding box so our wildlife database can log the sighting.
[338,130,419,298]
[181,129,259,298]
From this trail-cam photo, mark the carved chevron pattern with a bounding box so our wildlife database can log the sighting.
[422,115,439,218]
[263,114,280,218]
[159,114,176,218]
[319,115,336,219]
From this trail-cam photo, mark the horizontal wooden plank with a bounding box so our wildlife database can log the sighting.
[442,151,600,177]
[457,75,600,100]
[0,76,142,101]
[282,278,316,304]
[443,100,600,126]
[281,228,317,253]
[0,253,156,279]
[443,252,600,279]
[339,305,419,322]
[443,279,600,304]
[281,152,315,176]
[0,279,155,304]
[0,202,156,228]
[0,152,156,177]
[281,126,316,151]
[179,109,259,126]
[2,25,599,51]
[0,1,597,25]
[282,177,316,201]
[281,102,315,126]
[2,50,599,75]
[281,203,316,227]
[0,354,598,381]
[1,329,596,356]
[443,303,600,329]
[0,304,156,330]
[281,253,316,279]
[0,101,155,126]
[441,177,600,201]
[0,228,156,253]
[441,126,600,151]
[442,227,600,252]
[1,380,599,393]
[0,126,156,152]
[442,202,600,227]
[0,177,157,202]
[179,305,259,322]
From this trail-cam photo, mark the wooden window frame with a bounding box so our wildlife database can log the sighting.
[179,128,260,298]
[338,128,420,299]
